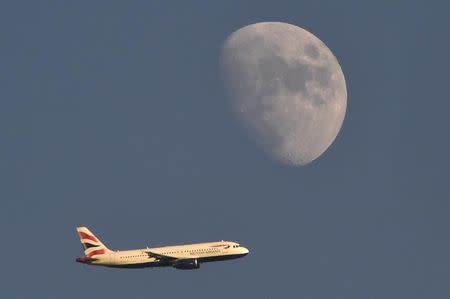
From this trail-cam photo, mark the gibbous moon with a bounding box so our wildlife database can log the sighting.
[220,22,347,166]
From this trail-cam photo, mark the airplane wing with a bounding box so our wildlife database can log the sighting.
[146,251,201,269]
[145,250,178,261]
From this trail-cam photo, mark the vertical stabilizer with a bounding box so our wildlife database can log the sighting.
[76,227,111,257]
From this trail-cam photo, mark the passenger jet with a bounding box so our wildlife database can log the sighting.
[75,227,249,270]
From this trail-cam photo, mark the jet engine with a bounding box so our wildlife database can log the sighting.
[172,259,200,270]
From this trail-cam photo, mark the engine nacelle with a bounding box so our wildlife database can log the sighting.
[172,259,200,270]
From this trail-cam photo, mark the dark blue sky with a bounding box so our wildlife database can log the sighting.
[1,1,449,298]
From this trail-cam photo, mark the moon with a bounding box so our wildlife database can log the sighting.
[220,22,347,166]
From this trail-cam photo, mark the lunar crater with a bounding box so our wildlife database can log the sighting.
[221,22,347,166]
[284,63,312,93]
[305,44,320,59]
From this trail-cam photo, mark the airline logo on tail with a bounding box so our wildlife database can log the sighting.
[76,227,111,257]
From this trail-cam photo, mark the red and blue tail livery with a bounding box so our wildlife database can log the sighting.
[76,227,111,258]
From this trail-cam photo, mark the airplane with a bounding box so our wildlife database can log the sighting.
[75,226,250,270]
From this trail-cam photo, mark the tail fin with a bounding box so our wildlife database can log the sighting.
[76,227,112,257]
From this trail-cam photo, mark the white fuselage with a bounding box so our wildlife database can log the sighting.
[77,241,249,269]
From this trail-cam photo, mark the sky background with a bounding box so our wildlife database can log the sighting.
[1,1,449,298]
